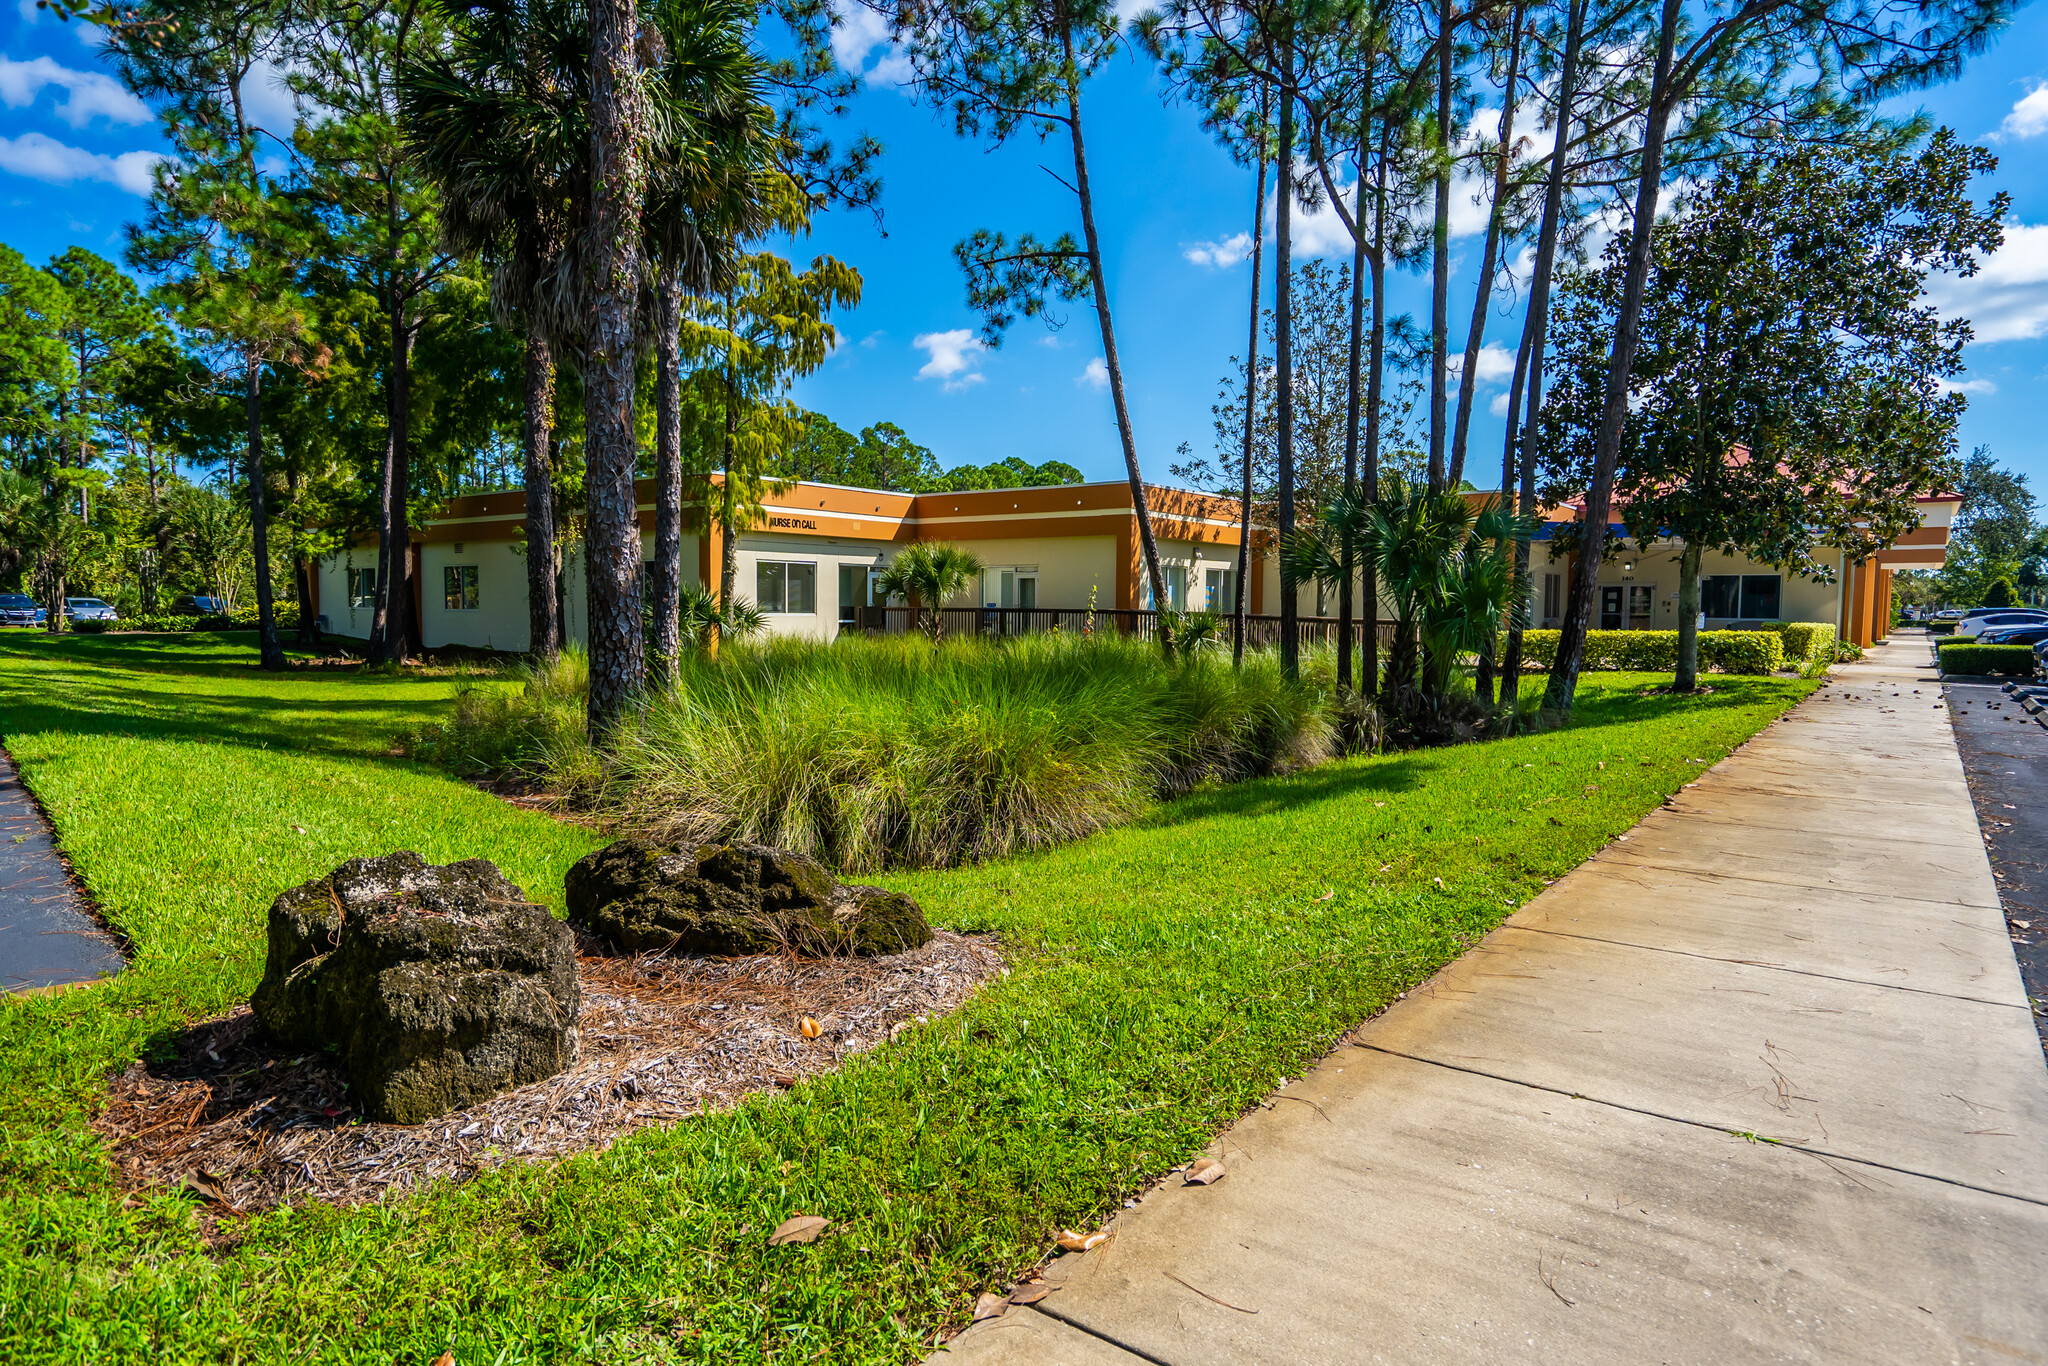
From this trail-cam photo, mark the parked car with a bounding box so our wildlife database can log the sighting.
[1978,623,2048,646]
[0,593,46,627]
[169,594,229,616]
[63,597,119,621]
[1954,610,2048,639]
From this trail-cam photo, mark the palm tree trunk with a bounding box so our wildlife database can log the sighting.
[246,351,284,671]
[1545,0,1681,714]
[584,0,650,736]
[1427,0,1453,497]
[1275,45,1298,681]
[1234,119,1268,670]
[1062,33,1174,660]
[1448,0,1526,490]
[523,331,560,660]
[652,269,683,680]
[1338,137,1368,697]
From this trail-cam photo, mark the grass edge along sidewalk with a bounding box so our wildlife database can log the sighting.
[0,634,1817,1364]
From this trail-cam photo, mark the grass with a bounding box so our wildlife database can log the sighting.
[0,630,1819,1364]
[401,633,1334,871]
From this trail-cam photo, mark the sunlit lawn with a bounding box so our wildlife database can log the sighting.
[0,630,1817,1364]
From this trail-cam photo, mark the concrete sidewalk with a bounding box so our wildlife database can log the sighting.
[0,743,122,995]
[937,638,2048,1365]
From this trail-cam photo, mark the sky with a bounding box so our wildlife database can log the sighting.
[4,0,2047,496]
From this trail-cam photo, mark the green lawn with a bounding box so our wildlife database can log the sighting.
[0,631,1818,1363]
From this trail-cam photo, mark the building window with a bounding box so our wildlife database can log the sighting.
[443,565,479,611]
[1542,572,1562,623]
[349,567,376,608]
[1205,566,1236,613]
[757,560,816,614]
[1628,584,1654,628]
[1740,574,1781,619]
[1145,565,1188,611]
[1702,574,1781,618]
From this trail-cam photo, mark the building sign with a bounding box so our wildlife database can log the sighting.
[768,516,819,531]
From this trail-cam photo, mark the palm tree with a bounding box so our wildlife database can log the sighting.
[401,0,775,679]
[876,543,985,641]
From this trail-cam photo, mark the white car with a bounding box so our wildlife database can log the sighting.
[1954,609,2048,639]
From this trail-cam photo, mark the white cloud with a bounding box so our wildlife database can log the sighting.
[1994,85,2048,141]
[0,131,161,195]
[1184,233,1252,269]
[1936,376,1997,396]
[0,55,152,127]
[831,1,912,88]
[1464,342,1518,385]
[1078,357,1109,389]
[1490,392,1512,418]
[1927,221,2048,344]
[16,0,40,24]
[913,329,985,391]
[240,58,302,136]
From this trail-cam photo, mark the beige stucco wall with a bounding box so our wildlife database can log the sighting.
[937,535,1119,612]
[731,529,897,641]
[1528,539,1845,631]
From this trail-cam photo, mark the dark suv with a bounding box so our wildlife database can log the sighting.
[170,595,229,616]
[0,594,46,627]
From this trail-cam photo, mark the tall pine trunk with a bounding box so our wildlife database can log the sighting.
[1062,40,1174,659]
[372,298,415,666]
[1427,0,1452,496]
[1448,0,1526,491]
[1275,46,1298,680]
[583,0,649,736]
[1544,0,1681,714]
[1363,116,1391,699]
[244,351,283,671]
[523,330,560,660]
[1338,148,1367,696]
[1499,0,1586,699]
[651,270,683,680]
[1233,125,1268,669]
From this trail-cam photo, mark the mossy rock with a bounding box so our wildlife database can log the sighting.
[251,851,580,1124]
[565,838,932,957]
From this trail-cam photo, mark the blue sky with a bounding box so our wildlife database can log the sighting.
[5,1,2046,493]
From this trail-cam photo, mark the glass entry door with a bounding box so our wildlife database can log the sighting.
[1599,585,1623,630]
[998,569,1037,609]
[1627,585,1655,629]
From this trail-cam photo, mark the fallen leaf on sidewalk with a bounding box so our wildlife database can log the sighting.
[1010,1281,1055,1305]
[972,1293,1008,1322]
[1056,1228,1111,1252]
[768,1215,829,1245]
[1184,1157,1226,1185]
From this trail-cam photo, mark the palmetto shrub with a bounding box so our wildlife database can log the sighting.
[412,633,1333,871]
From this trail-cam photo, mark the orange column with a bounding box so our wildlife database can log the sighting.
[1875,567,1893,641]
[1115,520,1138,610]
[1848,558,1874,647]
[1250,537,1266,615]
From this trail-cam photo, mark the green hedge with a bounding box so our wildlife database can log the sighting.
[1936,643,2036,677]
[1929,619,1958,636]
[91,602,303,634]
[1772,621,1836,668]
[1518,628,1786,674]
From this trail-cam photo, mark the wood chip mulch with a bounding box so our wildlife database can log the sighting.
[93,931,1003,1225]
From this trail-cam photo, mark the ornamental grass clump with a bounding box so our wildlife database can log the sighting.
[398,646,595,782]
[534,632,1331,871]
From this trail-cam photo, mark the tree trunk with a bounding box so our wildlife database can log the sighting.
[1496,318,1536,703]
[1427,0,1453,497]
[1362,115,1391,700]
[1448,1,1526,490]
[1275,46,1298,681]
[1674,539,1702,690]
[523,331,560,660]
[246,352,284,671]
[1063,48,1173,660]
[1234,120,1268,670]
[1544,0,1681,715]
[1499,0,1585,704]
[583,0,650,737]
[1338,128,1368,700]
[652,269,683,680]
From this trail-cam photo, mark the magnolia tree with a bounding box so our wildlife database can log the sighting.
[1540,131,2006,690]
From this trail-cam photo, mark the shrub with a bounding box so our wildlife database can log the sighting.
[1937,643,2035,677]
[406,633,1335,872]
[1928,619,1958,636]
[1980,578,2019,609]
[1774,622,1837,675]
[1516,628,1786,675]
[396,647,590,778]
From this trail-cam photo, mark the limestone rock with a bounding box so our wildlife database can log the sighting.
[565,838,932,957]
[251,851,580,1124]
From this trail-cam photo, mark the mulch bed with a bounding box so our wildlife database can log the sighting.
[94,931,1003,1227]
